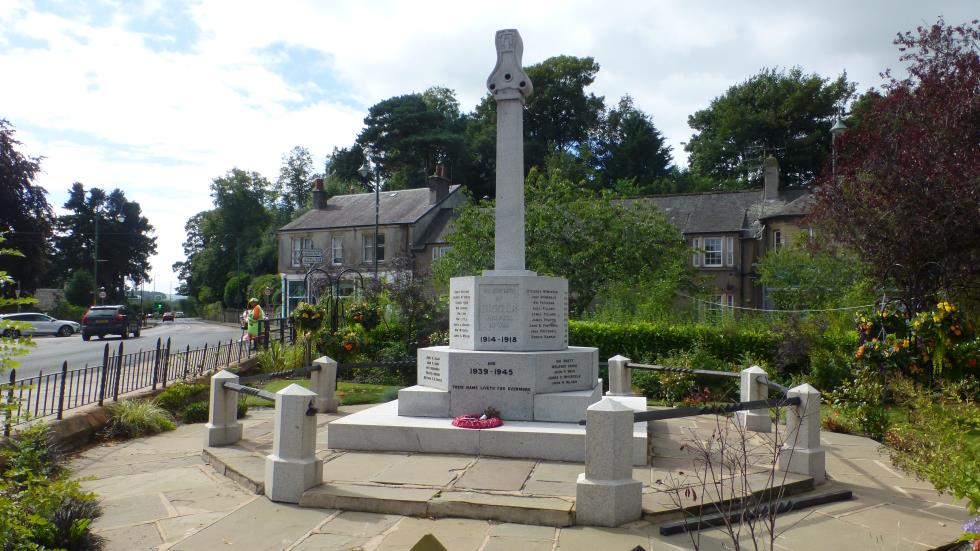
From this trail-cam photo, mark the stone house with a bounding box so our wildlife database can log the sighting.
[276,169,462,317]
[630,157,813,311]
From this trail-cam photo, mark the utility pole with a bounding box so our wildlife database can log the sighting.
[93,211,99,305]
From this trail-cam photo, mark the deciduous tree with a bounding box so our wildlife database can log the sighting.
[811,18,980,306]
[0,119,54,292]
[686,67,854,186]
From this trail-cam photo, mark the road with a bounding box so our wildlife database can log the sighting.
[12,318,245,380]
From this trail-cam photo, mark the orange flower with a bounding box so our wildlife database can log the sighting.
[342,342,354,352]
[855,345,865,359]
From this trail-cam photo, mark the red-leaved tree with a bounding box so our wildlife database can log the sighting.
[811,18,980,311]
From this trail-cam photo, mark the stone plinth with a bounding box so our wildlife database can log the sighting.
[400,346,598,421]
[575,398,642,526]
[449,274,568,352]
[265,384,323,503]
[205,370,242,447]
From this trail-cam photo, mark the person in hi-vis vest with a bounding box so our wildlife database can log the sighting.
[246,298,265,345]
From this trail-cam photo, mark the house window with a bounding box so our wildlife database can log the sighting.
[432,245,451,260]
[291,237,313,267]
[703,238,722,267]
[773,229,783,249]
[362,233,385,263]
[726,236,734,267]
[331,237,343,265]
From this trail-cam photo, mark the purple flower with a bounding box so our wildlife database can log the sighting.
[964,516,980,534]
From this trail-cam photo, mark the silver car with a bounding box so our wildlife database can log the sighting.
[0,312,81,337]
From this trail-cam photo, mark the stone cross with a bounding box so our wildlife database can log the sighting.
[487,29,533,274]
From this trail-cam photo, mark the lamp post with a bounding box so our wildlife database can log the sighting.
[831,118,847,183]
[357,158,381,280]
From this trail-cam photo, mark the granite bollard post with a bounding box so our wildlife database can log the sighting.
[310,356,340,413]
[576,398,642,526]
[736,365,771,432]
[205,370,242,446]
[778,383,825,484]
[605,355,633,396]
[265,384,323,503]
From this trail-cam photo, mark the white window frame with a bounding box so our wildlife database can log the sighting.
[725,236,734,267]
[362,233,385,263]
[290,237,312,267]
[703,237,723,267]
[773,229,783,249]
[331,236,343,265]
[432,245,451,261]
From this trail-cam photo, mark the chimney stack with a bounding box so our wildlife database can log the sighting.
[428,164,450,205]
[312,178,328,209]
[763,157,779,200]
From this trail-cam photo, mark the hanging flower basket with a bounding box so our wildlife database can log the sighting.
[452,414,503,429]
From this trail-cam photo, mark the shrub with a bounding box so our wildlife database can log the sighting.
[0,424,104,550]
[103,400,175,438]
[180,401,209,423]
[237,399,249,419]
[570,321,783,365]
[380,387,400,402]
[1,423,63,482]
[155,382,208,414]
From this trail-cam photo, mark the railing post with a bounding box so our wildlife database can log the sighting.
[576,397,641,526]
[263,319,270,350]
[112,342,124,401]
[310,356,340,413]
[226,339,232,369]
[98,344,110,406]
[200,343,209,376]
[205,370,243,446]
[162,337,172,388]
[4,369,14,437]
[606,355,633,396]
[737,365,771,432]
[151,337,162,390]
[265,384,322,503]
[56,361,68,420]
[778,384,825,484]
[183,345,190,379]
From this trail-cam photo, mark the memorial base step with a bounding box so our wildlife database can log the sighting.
[326,399,648,465]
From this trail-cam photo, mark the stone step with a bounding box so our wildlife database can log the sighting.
[298,483,575,527]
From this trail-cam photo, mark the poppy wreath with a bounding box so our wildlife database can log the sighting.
[452,406,503,429]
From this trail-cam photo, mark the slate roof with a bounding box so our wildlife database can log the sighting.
[411,208,455,250]
[279,185,461,232]
[624,188,811,238]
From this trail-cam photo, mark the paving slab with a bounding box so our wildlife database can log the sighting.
[169,497,333,551]
[484,537,555,551]
[92,493,170,530]
[320,451,410,482]
[97,522,164,551]
[290,532,371,551]
[555,525,649,550]
[164,481,255,515]
[454,457,536,491]
[157,511,229,545]
[529,461,585,482]
[374,517,490,551]
[81,466,218,500]
[316,510,401,536]
[488,522,557,539]
[370,454,473,486]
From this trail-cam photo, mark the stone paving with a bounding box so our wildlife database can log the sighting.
[69,405,972,550]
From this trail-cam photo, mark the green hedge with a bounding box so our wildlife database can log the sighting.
[569,321,781,364]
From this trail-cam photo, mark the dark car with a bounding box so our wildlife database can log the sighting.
[81,305,141,341]
[162,312,174,322]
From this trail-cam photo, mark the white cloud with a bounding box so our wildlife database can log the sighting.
[2,0,976,294]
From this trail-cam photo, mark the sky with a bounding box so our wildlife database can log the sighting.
[1,0,975,297]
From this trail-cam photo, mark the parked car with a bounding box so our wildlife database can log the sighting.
[162,312,175,322]
[0,312,81,337]
[81,305,141,340]
[175,311,185,318]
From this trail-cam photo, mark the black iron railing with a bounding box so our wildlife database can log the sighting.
[2,336,258,435]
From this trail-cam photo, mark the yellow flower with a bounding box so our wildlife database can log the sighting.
[855,345,865,359]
